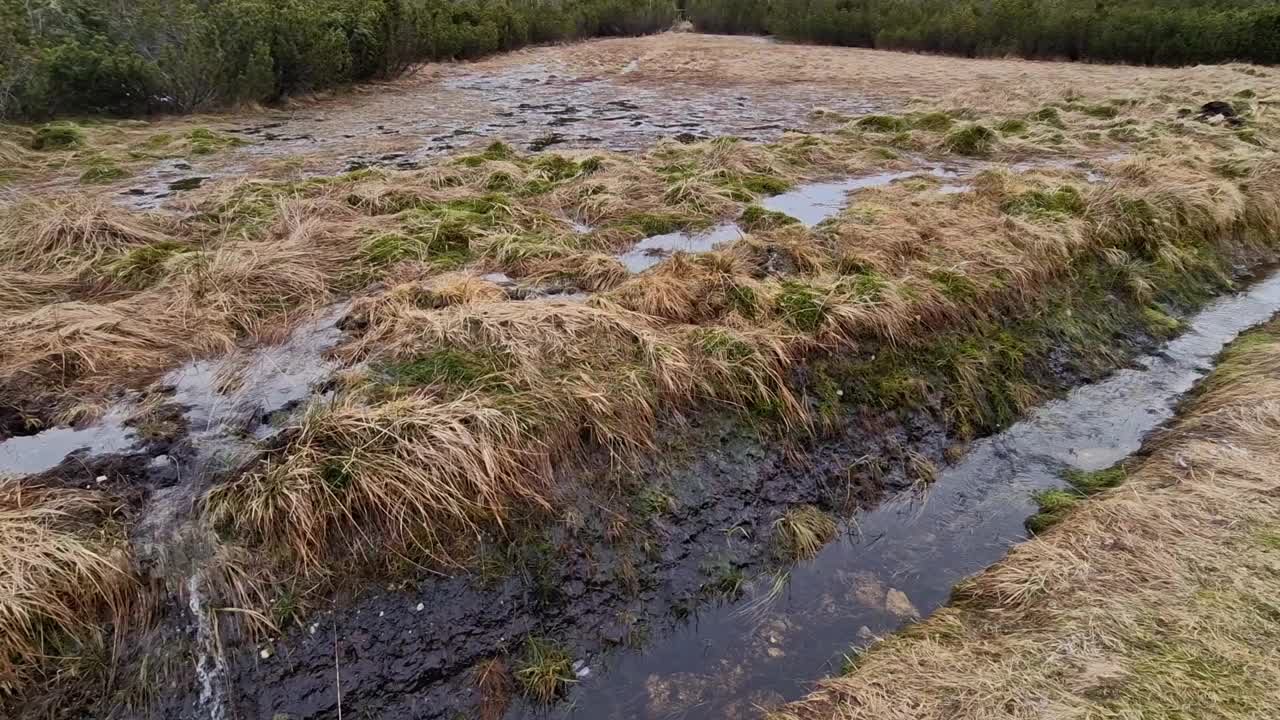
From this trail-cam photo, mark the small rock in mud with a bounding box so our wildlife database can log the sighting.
[840,570,886,610]
[528,133,565,151]
[168,176,208,192]
[885,588,920,619]
[1200,100,1237,118]
[646,661,746,716]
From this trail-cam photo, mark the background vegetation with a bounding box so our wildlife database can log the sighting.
[2,0,1278,120]
[686,0,1280,66]
[0,0,676,118]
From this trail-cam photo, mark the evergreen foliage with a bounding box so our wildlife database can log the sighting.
[686,0,1280,67]
[0,0,677,118]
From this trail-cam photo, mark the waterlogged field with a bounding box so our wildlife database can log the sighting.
[2,33,1280,720]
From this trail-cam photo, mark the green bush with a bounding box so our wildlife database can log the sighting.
[0,0,678,120]
[685,0,1280,68]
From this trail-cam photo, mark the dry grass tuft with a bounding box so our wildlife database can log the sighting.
[772,505,839,561]
[0,197,175,274]
[774,320,1280,720]
[473,657,514,720]
[0,480,133,690]
[0,299,194,398]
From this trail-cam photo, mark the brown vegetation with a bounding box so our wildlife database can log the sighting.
[2,37,1279,693]
[0,480,133,691]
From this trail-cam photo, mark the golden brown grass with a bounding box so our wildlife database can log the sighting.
[0,479,133,691]
[208,297,801,569]
[0,197,175,274]
[773,320,1280,720]
[196,74,1280,575]
[0,37,1278,704]
[773,505,839,560]
[0,39,1276,659]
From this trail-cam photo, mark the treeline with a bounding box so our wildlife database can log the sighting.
[0,0,676,119]
[686,0,1280,66]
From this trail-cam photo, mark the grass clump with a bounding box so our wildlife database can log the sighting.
[911,111,954,131]
[1141,306,1183,338]
[703,558,747,599]
[105,241,190,288]
[721,172,793,201]
[514,637,576,703]
[997,118,1028,135]
[857,115,911,133]
[79,160,130,184]
[775,281,829,333]
[740,204,800,232]
[1028,466,1128,532]
[360,197,509,268]
[0,480,133,687]
[32,122,86,150]
[1001,185,1085,218]
[532,154,595,182]
[942,123,998,155]
[773,505,838,560]
[186,127,245,155]
[929,267,982,303]
[616,211,696,237]
[1030,106,1066,128]
[1064,466,1127,494]
[1108,126,1144,143]
[482,141,516,161]
[361,231,463,268]
[1071,103,1122,119]
[379,349,509,392]
[1026,488,1079,533]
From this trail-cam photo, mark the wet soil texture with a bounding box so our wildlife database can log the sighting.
[207,272,1280,720]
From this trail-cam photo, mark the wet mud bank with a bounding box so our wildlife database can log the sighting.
[107,56,881,211]
[198,266,1280,720]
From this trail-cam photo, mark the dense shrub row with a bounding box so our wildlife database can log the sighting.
[0,0,677,118]
[4,0,1275,121]
[685,0,1280,66]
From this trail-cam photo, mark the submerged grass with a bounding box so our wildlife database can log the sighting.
[774,319,1280,720]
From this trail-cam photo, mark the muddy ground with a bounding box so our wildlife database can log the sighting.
[12,32,1263,209]
[13,292,1175,720]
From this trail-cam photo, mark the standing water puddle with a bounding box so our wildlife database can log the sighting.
[615,158,1113,273]
[617,167,962,273]
[0,305,349,483]
[533,270,1280,720]
[0,406,138,477]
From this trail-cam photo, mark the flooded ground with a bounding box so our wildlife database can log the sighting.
[616,157,1109,273]
[9,32,1261,212]
[193,268,1280,720]
[105,40,881,210]
[524,268,1280,720]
